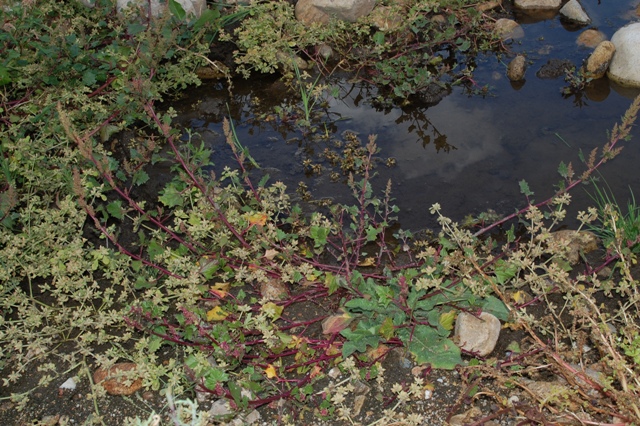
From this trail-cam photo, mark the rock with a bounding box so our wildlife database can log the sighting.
[369,5,403,32]
[559,0,590,24]
[608,23,640,88]
[94,363,143,396]
[210,399,233,417]
[548,230,599,265]
[275,51,310,71]
[521,378,573,406]
[195,61,229,80]
[259,278,288,301]
[514,0,561,10]
[117,0,205,18]
[536,59,573,79]
[507,55,527,81]
[311,0,375,22]
[585,41,615,79]
[295,0,330,25]
[454,312,501,357]
[352,394,366,416]
[316,44,334,60]
[476,0,501,13]
[449,407,482,426]
[576,29,606,48]
[494,19,524,40]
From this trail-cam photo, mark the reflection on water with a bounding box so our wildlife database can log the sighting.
[171,0,640,231]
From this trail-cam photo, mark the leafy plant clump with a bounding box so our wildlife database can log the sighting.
[3,0,640,424]
[224,0,500,102]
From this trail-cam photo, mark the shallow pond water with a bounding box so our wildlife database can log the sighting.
[171,0,640,232]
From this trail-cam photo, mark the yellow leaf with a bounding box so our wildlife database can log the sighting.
[439,310,456,331]
[512,290,525,304]
[206,306,228,321]
[246,212,268,227]
[209,282,230,297]
[265,364,277,379]
[358,257,376,267]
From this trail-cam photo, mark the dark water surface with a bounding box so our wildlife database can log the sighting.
[172,0,640,231]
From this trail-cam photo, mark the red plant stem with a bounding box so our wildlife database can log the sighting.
[474,95,640,237]
[143,100,252,250]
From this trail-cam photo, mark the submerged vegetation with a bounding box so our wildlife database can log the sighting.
[1,0,640,425]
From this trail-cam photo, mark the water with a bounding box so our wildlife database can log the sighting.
[171,0,640,232]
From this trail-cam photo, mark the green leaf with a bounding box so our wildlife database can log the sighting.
[132,169,149,186]
[494,260,519,285]
[344,298,378,313]
[365,225,381,242]
[169,0,186,20]
[407,325,461,369]
[147,240,164,261]
[481,296,510,321]
[557,161,569,179]
[340,322,381,357]
[310,225,330,248]
[106,201,124,220]
[228,380,248,409]
[204,368,229,389]
[373,31,385,45]
[379,317,395,340]
[159,185,183,207]
[82,70,96,86]
[193,8,221,32]
[519,179,533,197]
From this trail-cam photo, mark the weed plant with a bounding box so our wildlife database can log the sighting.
[2,0,640,425]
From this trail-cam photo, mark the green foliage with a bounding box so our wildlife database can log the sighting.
[586,183,640,255]
[224,0,498,101]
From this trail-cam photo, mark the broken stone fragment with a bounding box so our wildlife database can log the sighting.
[93,362,142,396]
[454,312,501,357]
[548,230,599,265]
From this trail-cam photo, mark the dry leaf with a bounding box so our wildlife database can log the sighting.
[264,249,279,260]
[358,257,376,267]
[246,212,268,227]
[206,306,228,321]
[265,364,277,379]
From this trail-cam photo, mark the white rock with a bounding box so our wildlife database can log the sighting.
[311,0,375,22]
[559,0,590,24]
[59,377,77,390]
[514,0,561,9]
[608,23,640,88]
[454,312,501,356]
[117,0,205,19]
[209,399,233,416]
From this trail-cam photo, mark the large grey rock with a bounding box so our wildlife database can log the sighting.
[312,0,375,22]
[585,41,615,80]
[454,312,501,357]
[559,0,590,24]
[608,23,640,88]
[117,0,205,18]
[514,0,561,9]
[295,0,330,25]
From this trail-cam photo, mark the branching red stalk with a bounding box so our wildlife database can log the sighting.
[474,94,640,237]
